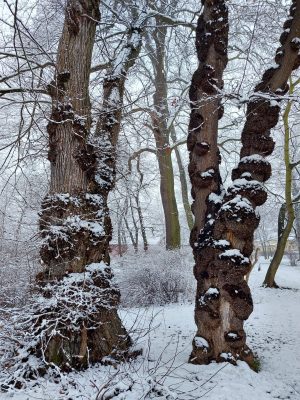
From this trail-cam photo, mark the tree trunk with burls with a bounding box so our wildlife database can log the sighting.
[187,0,229,364]
[33,0,143,371]
[189,0,300,367]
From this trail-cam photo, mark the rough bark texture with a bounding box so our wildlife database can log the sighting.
[188,0,229,365]
[189,0,300,367]
[34,0,144,370]
[188,0,227,246]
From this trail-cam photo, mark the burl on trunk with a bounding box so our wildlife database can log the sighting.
[188,0,300,367]
[34,0,132,370]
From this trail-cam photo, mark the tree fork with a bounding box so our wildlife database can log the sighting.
[33,0,138,371]
[189,0,300,367]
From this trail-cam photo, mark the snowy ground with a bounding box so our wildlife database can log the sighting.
[1,257,300,400]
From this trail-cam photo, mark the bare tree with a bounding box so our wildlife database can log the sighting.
[188,0,300,367]
[34,0,135,370]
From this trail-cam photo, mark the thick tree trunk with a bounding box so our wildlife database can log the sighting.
[33,0,145,371]
[189,0,300,367]
[187,0,229,364]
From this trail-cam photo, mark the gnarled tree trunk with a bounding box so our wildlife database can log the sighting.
[33,0,145,370]
[189,0,300,367]
[187,0,229,365]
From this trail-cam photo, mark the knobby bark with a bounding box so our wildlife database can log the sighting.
[91,7,146,255]
[188,0,229,366]
[189,0,300,367]
[33,0,144,371]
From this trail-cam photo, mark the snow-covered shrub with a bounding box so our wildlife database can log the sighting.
[114,247,195,307]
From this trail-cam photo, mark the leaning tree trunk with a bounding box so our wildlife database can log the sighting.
[189,0,300,367]
[292,178,300,259]
[264,80,298,287]
[264,100,294,286]
[33,0,144,371]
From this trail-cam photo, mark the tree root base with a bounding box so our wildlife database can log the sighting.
[189,347,259,372]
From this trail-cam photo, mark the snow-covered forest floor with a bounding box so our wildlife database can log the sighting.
[1,257,300,400]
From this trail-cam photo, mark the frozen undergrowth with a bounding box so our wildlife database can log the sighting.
[115,247,196,307]
[0,256,300,399]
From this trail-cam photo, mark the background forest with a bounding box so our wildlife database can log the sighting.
[0,0,300,399]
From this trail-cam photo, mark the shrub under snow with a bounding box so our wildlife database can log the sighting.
[114,247,195,307]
